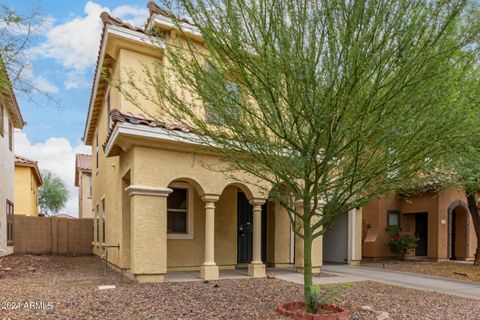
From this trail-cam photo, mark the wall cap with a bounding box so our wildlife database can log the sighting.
[125,185,173,197]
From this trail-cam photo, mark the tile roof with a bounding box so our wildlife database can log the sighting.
[75,154,92,187]
[1,57,24,128]
[103,108,191,152]
[15,155,42,185]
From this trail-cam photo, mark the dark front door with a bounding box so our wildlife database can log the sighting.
[450,209,457,260]
[415,213,428,256]
[237,192,267,263]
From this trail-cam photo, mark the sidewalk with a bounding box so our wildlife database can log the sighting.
[322,264,480,300]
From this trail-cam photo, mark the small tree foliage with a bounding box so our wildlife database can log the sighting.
[39,170,68,216]
[118,0,480,312]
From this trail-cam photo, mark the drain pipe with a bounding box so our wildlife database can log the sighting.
[100,243,120,276]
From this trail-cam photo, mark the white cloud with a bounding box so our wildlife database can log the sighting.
[14,131,90,217]
[33,76,59,94]
[30,1,148,89]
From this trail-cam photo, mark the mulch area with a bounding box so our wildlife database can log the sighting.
[1,255,480,319]
[362,260,480,282]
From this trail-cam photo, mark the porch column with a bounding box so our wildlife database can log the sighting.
[201,194,220,280]
[248,199,266,277]
[347,207,362,265]
[294,200,322,273]
[125,185,172,283]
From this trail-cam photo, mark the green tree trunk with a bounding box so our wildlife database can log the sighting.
[465,192,480,266]
[303,220,315,313]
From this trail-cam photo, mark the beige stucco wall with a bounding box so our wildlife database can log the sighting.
[14,166,40,216]
[0,105,14,256]
[78,172,93,219]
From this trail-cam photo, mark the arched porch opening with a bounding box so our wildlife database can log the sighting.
[448,200,470,261]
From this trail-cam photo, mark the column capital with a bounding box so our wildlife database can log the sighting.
[125,185,172,197]
[201,194,220,203]
[249,198,266,206]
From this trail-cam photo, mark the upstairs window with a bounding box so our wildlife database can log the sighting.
[204,60,240,124]
[0,104,4,136]
[106,86,111,129]
[95,130,99,169]
[8,119,12,150]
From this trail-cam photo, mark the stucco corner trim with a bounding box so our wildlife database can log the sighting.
[125,185,173,197]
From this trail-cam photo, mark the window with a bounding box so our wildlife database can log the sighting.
[88,176,92,197]
[0,104,4,136]
[167,184,193,239]
[96,204,100,243]
[95,130,99,169]
[8,119,12,150]
[102,199,106,244]
[106,86,111,129]
[6,201,14,244]
[204,60,240,124]
[387,210,400,227]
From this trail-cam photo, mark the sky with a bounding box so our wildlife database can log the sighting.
[3,0,150,216]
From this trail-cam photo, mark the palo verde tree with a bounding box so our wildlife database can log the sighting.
[119,0,480,312]
[39,170,69,216]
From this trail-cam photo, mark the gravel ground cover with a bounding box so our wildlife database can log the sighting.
[362,260,480,282]
[1,255,480,319]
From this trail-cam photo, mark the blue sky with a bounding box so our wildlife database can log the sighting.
[4,0,150,215]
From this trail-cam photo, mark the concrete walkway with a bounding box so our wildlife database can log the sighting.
[323,264,480,300]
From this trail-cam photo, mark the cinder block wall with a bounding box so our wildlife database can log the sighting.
[13,215,93,255]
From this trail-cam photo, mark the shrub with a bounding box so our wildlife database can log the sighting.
[387,226,419,260]
[309,283,352,313]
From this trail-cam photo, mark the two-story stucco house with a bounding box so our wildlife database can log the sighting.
[0,63,24,256]
[82,2,364,283]
[75,153,93,219]
[14,156,42,217]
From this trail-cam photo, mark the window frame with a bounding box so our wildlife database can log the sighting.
[387,210,400,228]
[101,198,106,244]
[95,204,100,244]
[167,182,194,240]
[95,129,99,170]
[8,119,12,150]
[0,104,4,136]
[105,85,111,129]
[6,200,14,245]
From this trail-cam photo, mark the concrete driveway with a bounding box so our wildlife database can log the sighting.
[323,264,480,300]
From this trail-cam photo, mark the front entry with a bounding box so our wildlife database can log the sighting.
[237,192,266,263]
[415,213,428,256]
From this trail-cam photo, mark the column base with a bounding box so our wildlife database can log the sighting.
[248,263,266,278]
[134,273,165,283]
[295,266,321,274]
[349,260,361,266]
[201,264,219,280]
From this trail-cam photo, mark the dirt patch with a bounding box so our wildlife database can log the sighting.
[362,260,480,282]
[0,254,56,279]
[1,255,480,319]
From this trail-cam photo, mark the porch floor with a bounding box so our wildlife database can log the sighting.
[165,267,297,282]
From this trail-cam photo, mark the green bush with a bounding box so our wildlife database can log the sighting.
[387,226,419,260]
[309,283,352,313]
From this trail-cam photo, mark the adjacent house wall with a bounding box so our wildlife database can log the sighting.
[14,166,39,216]
[79,172,93,218]
[0,107,14,256]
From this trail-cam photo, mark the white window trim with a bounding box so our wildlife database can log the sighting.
[167,182,194,240]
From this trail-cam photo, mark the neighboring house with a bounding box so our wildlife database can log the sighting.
[83,3,363,283]
[0,61,25,256]
[363,188,478,261]
[75,153,93,219]
[14,156,42,217]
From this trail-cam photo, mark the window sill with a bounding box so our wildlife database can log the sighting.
[168,233,194,240]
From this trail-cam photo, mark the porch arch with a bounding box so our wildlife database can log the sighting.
[447,200,470,260]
